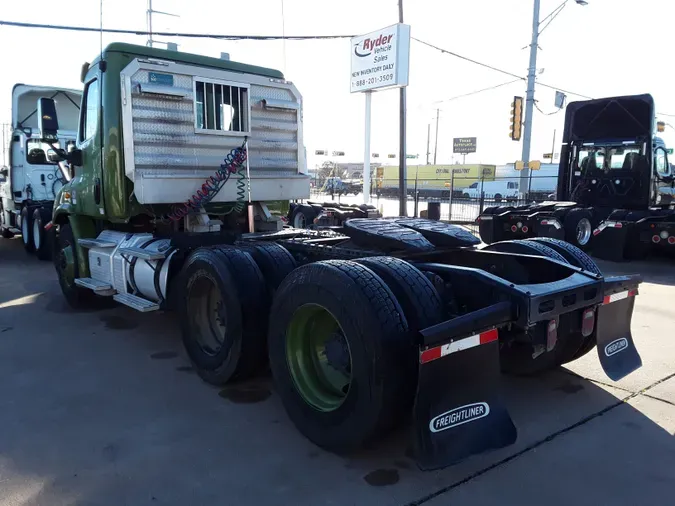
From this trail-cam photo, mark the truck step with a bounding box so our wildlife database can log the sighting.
[74,277,114,294]
[118,247,166,261]
[78,238,117,249]
[113,293,160,312]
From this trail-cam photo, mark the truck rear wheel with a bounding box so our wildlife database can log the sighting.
[268,260,411,452]
[290,204,317,229]
[237,242,296,296]
[526,237,601,275]
[563,208,594,251]
[178,247,268,386]
[32,207,52,261]
[21,206,34,253]
[355,256,444,411]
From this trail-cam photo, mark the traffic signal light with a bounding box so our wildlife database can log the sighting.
[510,96,523,141]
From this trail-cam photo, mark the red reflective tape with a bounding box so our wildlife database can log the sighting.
[44,221,53,231]
[419,347,442,364]
[420,328,499,364]
[479,328,498,345]
[603,289,638,305]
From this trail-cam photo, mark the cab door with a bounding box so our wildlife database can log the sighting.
[72,73,104,217]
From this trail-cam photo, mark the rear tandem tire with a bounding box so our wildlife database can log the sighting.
[355,256,444,412]
[32,207,52,261]
[237,242,297,296]
[21,206,34,253]
[178,246,268,386]
[268,260,412,452]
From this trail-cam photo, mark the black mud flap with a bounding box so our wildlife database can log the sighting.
[412,326,517,470]
[596,276,642,381]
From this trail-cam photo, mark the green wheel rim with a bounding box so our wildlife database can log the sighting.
[286,304,352,412]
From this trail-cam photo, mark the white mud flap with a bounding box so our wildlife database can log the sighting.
[596,276,642,381]
[412,327,517,470]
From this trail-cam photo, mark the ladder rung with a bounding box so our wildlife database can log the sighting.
[78,238,117,249]
[113,293,159,312]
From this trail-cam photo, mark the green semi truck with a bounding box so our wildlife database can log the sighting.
[43,43,643,470]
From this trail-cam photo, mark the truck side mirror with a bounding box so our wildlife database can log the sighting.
[37,97,59,141]
[0,167,8,178]
[654,147,672,179]
[68,149,83,167]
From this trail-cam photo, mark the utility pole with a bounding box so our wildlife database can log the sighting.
[520,0,540,192]
[398,0,407,216]
[520,0,588,191]
[146,0,179,48]
[433,108,440,165]
[426,123,431,165]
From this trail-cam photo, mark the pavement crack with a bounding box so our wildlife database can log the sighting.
[642,393,675,408]
[404,371,675,506]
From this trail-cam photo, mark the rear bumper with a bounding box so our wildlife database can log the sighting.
[410,265,642,469]
[593,218,675,259]
[478,211,564,243]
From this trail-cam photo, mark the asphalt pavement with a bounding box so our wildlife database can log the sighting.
[0,237,673,506]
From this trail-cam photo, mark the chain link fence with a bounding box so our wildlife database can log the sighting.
[308,173,558,235]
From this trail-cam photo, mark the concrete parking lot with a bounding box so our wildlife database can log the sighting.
[0,237,673,506]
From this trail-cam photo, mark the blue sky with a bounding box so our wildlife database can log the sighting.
[1,0,673,169]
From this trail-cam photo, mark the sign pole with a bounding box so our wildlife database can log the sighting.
[363,91,372,205]
[398,0,407,216]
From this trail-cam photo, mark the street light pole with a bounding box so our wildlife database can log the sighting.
[519,0,540,193]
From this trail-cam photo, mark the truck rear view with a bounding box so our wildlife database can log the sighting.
[44,44,645,470]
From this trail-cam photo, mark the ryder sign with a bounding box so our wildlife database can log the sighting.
[350,24,411,93]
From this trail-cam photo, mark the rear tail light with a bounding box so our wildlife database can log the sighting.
[581,308,595,337]
[546,319,558,352]
[522,225,529,233]
[511,225,518,232]
[652,235,661,244]
[615,222,623,229]
[669,236,675,245]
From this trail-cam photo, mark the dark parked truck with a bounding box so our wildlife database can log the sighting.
[45,43,643,470]
[478,94,675,259]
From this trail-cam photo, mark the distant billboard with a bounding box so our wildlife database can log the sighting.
[453,137,477,154]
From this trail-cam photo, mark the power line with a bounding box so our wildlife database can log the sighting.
[537,81,592,99]
[534,102,562,116]
[412,36,593,100]
[0,19,354,40]
[433,79,522,107]
[412,37,524,81]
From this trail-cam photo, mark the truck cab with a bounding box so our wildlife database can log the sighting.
[479,94,675,257]
[0,84,81,258]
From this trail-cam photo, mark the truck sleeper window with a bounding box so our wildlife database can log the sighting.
[194,79,249,134]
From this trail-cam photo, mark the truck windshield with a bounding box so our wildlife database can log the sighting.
[576,145,642,172]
